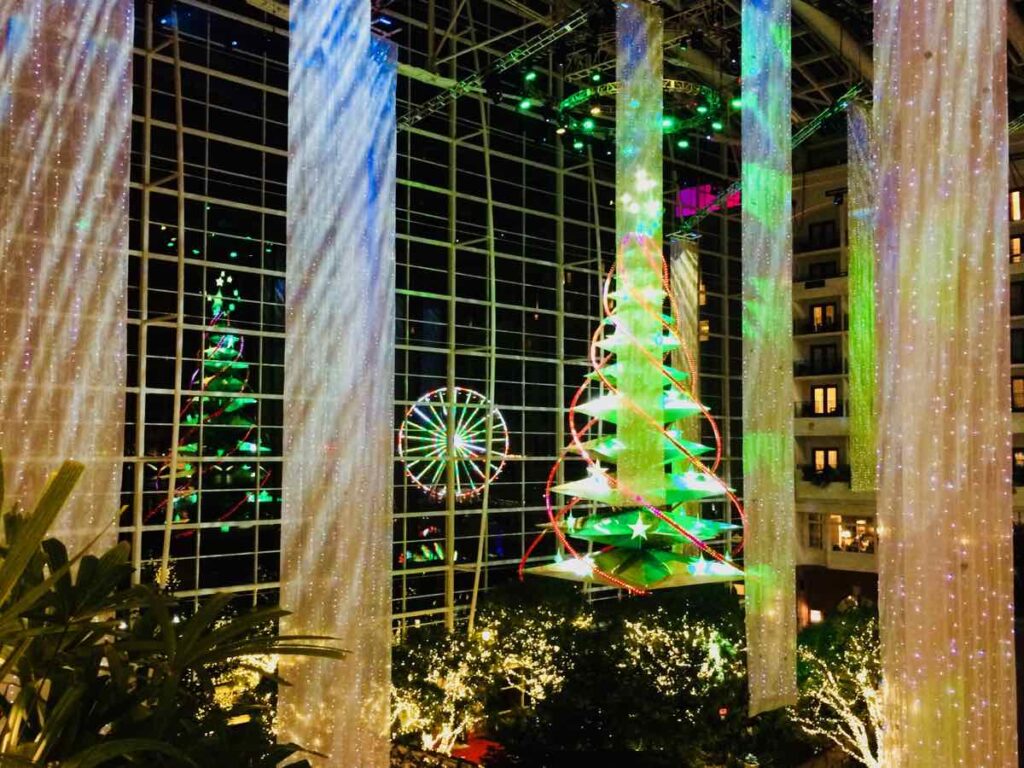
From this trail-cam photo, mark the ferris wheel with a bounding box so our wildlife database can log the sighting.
[398,386,510,501]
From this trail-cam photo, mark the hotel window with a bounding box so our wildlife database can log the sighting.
[813,447,839,472]
[1014,378,1024,411]
[810,343,840,372]
[1015,450,1024,487]
[830,514,877,553]
[1012,189,1023,222]
[807,514,823,549]
[810,302,837,331]
[1013,329,1024,364]
[808,220,839,249]
[811,385,839,415]
[699,319,710,342]
[1012,236,1023,263]
[1012,282,1024,316]
[698,279,707,306]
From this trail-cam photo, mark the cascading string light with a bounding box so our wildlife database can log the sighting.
[874,0,1017,764]
[277,2,397,766]
[847,102,877,493]
[741,0,798,716]
[0,0,132,555]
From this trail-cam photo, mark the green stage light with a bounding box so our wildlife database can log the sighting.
[731,97,742,109]
[677,139,690,149]
[524,70,537,82]
[518,97,532,110]
[591,71,601,82]
[582,118,595,131]
[711,120,724,131]
[696,104,708,114]
[572,139,585,150]
[661,116,677,130]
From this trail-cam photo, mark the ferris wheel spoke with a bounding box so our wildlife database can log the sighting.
[400,387,509,501]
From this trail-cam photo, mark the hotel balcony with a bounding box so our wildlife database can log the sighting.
[794,401,849,436]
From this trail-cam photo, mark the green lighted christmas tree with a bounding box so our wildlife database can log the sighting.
[520,1,743,593]
[147,270,272,534]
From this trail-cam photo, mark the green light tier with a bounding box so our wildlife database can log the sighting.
[560,508,738,548]
[573,430,712,465]
[586,362,689,387]
[575,390,701,424]
[526,548,742,590]
[552,467,730,507]
[595,330,679,354]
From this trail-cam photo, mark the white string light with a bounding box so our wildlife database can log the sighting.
[278,1,397,764]
[741,0,798,716]
[0,0,131,554]
[875,0,1018,763]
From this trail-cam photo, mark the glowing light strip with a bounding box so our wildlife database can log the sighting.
[278,2,396,765]
[0,0,131,554]
[874,0,1018,762]
[847,102,877,493]
[741,0,797,716]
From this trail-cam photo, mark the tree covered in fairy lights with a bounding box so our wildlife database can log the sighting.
[147,270,272,556]
[793,609,881,768]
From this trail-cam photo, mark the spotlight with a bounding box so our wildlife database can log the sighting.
[730,97,743,110]
[582,118,596,131]
[518,97,532,110]
[573,139,585,150]
[590,105,602,116]
[524,69,538,82]
[677,139,690,149]
[556,126,566,135]
[696,105,708,115]
[662,116,677,130]
[591,71,602,83]
[711,120,723,131]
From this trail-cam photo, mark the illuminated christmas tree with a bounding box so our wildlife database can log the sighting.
[147,270,272,535]
[521,1,742,593]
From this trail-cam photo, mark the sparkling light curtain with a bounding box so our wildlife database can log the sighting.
[0,0,131,553]
[741,0,797,715]
[278,2,396,764]
[847,102,877,493]
[874,0,1017,763]
[615,0,664,496]
[670,240,700,449]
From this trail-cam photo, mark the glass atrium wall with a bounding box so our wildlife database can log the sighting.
[120,0,743,623]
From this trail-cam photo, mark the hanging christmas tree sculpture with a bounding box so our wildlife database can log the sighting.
[146,270,272,533]
[520,1,744,594]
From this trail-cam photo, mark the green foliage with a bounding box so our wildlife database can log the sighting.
[0,455,344,766]
[393,583,813,768]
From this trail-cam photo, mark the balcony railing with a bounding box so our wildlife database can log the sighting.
[794,269,848,284]
[794,359,846,377]
[800,464,852,486]
[796,401,847,418]
[793,315,848,336]
[795,238,842,254]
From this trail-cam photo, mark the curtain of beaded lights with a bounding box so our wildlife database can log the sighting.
[741,0,797,715]
[874,1,1017,763]
[670,240,700,450]
[847,103,877,493]
[0,0,131,553]
[278,2,396,765]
